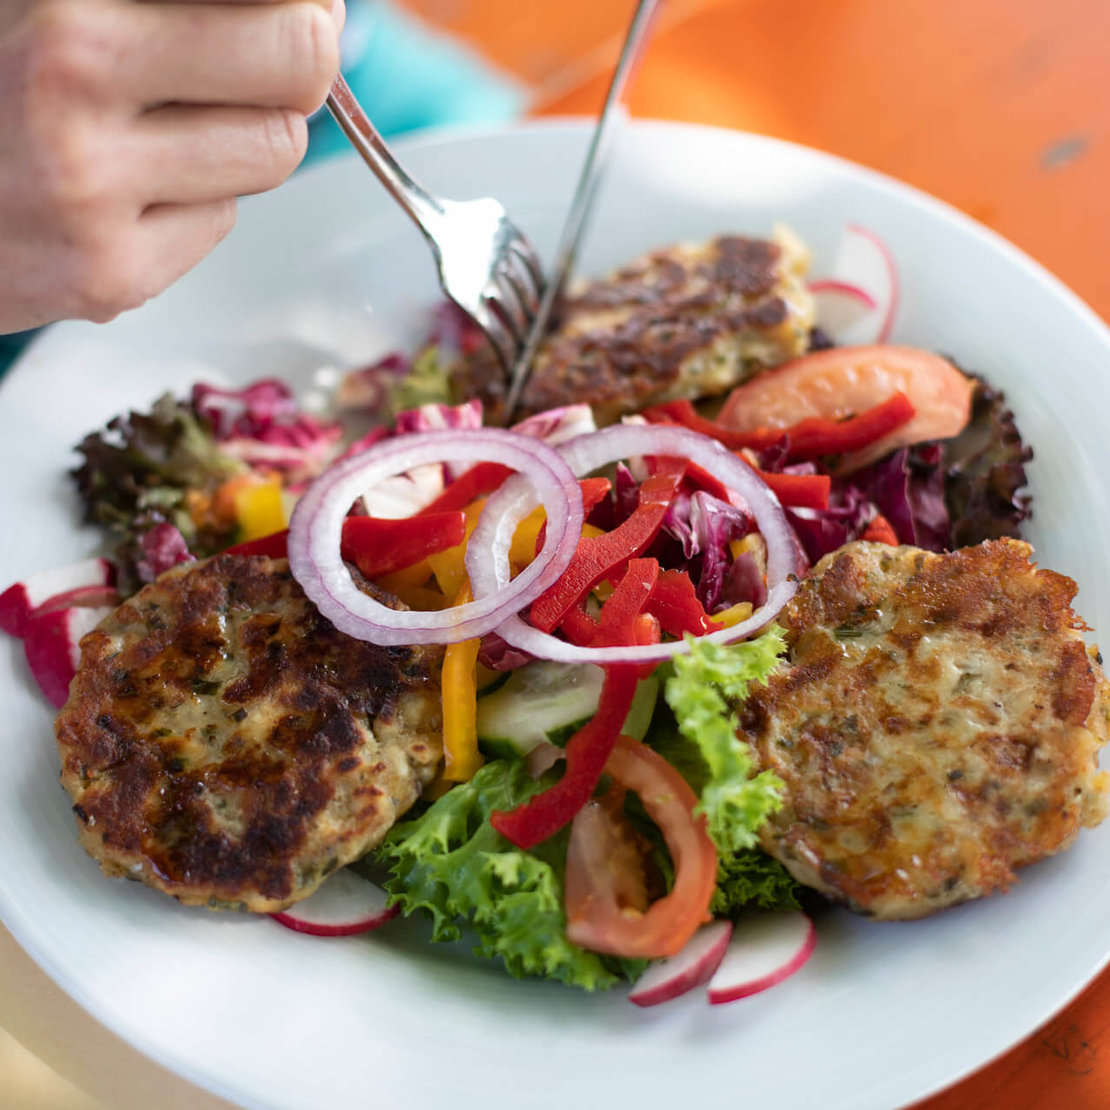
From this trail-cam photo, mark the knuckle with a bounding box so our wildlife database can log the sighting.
[23,2,111,104]
[37,122,111,217]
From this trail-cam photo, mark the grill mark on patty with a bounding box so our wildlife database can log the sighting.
[743,539,1110,920]
[451,232,814,424]
[55,554,444,912]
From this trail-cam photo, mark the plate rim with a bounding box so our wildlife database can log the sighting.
[4,115,1110,1110]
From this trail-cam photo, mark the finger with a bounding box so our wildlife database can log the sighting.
[119,2,341,113]
[171,0,346,32]
[69,199,238,323]
[132,104,308,205]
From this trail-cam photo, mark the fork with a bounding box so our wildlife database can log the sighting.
[325,75,543,373]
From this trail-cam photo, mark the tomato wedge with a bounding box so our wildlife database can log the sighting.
[565,735,717,960]
[716,345,973,470]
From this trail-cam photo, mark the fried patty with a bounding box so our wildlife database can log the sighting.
[741,539,1110,920]
[55,555,443,913]
[453,228,815,424]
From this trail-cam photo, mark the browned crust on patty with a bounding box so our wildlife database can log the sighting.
[741,539,1110,919]
[453,232,814,423]
[55,555,443,912]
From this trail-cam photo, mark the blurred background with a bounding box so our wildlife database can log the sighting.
[3,0,1110,1106]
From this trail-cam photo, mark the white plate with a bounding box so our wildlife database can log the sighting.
[3,119,1110,1110]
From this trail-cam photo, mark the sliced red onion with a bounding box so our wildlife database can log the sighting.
[470,424,798,664]
[289,429,582,645]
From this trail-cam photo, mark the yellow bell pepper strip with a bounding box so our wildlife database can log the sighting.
[233,474,287,542]
[710,601,754,628]
[528,465,685,634]
[390,585,453,611]
[440,581,484,783]
[510,477,614,573]
[427,499,485,598]
[377,557,435,594]
[509,506,548,570]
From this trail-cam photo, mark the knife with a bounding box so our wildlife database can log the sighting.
[501,0,661,423]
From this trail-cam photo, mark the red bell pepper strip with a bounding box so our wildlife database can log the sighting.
[592,559,660,647]
[755,469,831,510]
[532,476,614,558]
[860,513,900,546]
[529,464,685,633]
[340,512,467,579]
[225,530,289,558]
[559,605,600,646]
[643,393,916,462]
[578,476,613,517]
[418,461,513,515]
[667,456,831,512]
[645,569,716,637]
[492,563,663,850]
[491,664,642,850]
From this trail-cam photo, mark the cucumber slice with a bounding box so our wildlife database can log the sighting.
[476,661,659,758]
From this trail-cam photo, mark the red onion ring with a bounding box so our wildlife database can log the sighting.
[470,424,798,664]
[288,429,582,645]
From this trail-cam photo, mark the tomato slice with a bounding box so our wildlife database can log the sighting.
[565,735,717,959]
[716,345,973,470]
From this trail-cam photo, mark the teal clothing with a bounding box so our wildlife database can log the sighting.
[0,0,524,380]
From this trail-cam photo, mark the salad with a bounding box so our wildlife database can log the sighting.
[4,223,1101,1010]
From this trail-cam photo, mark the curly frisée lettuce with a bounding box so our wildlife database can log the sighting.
[662,627,789,853]
[376,759,645,990]
[711,848,802,917]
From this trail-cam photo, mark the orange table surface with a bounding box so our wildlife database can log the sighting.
[408,1,1110,1107]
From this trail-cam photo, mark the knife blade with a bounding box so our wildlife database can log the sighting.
[501,0,661,423]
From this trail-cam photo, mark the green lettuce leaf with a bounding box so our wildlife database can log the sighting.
[711,848,801,917]
[376,759,644,991]
[662,627,788,854]
[649,627,804,914]
[390,345,452,414]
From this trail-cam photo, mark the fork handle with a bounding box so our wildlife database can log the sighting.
[325,75,445,232]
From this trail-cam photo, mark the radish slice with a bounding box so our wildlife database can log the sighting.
[706,910,816,1004]
[23,604,115,708]
[32,584,121,617]
[0,557,114,638]
[809,279,879,338]
[629,920,733,1007]
[811,224,899,345]
[271,869,400,937]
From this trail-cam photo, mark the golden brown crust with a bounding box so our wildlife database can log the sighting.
[55,555,443,913]
[453,232,815,423]
[741,539,1110,919]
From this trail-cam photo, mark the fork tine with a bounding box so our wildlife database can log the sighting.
[472,303,517,371]
[506,253,541,319]
[495,266,535,338]
[508,239,544,302]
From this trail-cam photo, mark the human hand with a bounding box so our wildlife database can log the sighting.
[0,0,345,333]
